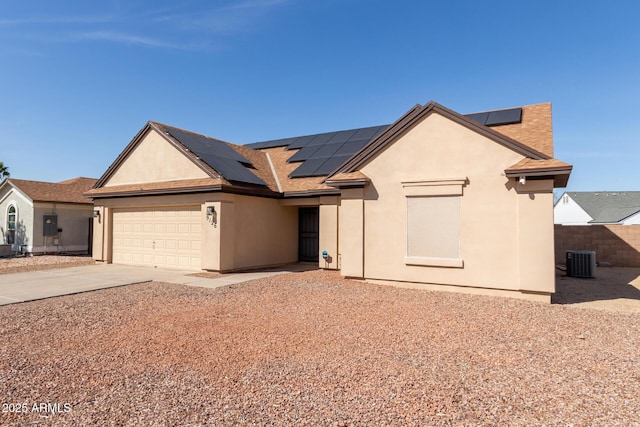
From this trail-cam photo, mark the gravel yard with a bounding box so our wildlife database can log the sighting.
[1,270,639,426]
[0,255,95,275]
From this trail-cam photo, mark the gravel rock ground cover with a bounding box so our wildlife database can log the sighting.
[0,255,95,275]
[1,270,639,426]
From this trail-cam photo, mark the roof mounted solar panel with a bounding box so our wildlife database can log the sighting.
[465,112,489,125]
[334,139,370,156]
[349,125,388,140]
[163,126,265,186]
[304,132,339,147]
[289,158,327,178]
[198,153,265,186]
[307,141,345,159]
[464,108,522,127]
[286,134,320,150]
[328,128,358,143]
[485,108,522,126]
[165,127,252,165]
[287,144,323,163]
[313,155,352,176]
[245,137,297,149]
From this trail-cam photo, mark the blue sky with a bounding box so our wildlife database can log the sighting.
[0,0,638,193]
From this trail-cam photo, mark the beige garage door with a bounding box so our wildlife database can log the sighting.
[112,206,201,269]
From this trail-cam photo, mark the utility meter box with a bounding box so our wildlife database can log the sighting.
[43,215,58,236]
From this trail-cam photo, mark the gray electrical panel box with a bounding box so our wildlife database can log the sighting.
[43,215,58,236]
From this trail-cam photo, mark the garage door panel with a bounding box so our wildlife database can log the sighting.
[113,206,201,269]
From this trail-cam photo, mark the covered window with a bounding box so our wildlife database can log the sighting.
[402,178,466,268]
[407,195,460,259]
[7,205,16,244]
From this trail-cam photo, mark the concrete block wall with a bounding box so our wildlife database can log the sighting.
[555,224,640,267]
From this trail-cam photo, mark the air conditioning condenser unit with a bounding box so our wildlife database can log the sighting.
[566,250,596,278]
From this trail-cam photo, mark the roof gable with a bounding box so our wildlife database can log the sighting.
[98,125,211,188]
[95,122,268,191]
[328,101,551,179]
[248,104,542,181]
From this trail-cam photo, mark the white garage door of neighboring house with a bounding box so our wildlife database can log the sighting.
[112,206,202,269]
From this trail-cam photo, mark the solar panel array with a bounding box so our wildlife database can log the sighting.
[287,125,388,178]
[246,106,523,179]
[164,127,266,186]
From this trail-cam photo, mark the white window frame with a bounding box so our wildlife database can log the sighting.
[6,204,17,245]
[402,178,466,268]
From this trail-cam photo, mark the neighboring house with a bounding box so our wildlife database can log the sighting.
[86,101,571,301]
[0,177,97,254]
[554,192,640,225]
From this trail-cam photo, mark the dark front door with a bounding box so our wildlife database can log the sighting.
[298,207,319,262]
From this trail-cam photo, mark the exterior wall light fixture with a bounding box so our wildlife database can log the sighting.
[206,206,217,227]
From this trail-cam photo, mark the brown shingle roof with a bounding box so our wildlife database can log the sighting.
[491,103,554,157]
[259,146,333,193]
[85,178,224,198]
[8,177,97,204]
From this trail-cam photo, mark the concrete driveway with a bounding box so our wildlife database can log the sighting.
[0,263,313,306]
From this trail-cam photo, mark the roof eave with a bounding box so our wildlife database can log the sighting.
[505,165,573,188]
[282,189,341,198]
[85,184,224,199]
[324,178,370,188]
[86,182,282,200]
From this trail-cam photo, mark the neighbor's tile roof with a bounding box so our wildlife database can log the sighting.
[565,192,640,224]
[7,177,97,204]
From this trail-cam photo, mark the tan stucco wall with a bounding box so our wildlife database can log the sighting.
[104,129,209,187]
[228,194,298,271]
[515,180,555,293]
[319,196,339,269]
[33,203,93,253]
[349,112,556,298]
[92,192,297,271]
[339,188,365,277]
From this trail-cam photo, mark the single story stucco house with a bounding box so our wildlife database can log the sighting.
[0,177,97,255]
[86,101,571,301]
